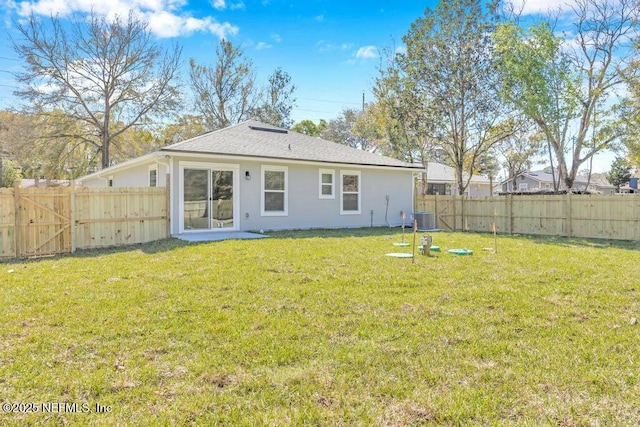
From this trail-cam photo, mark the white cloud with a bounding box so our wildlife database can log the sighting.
[271,33,281,43]
[212,0,226,10]
[355,45,377,59]
[15,0,238,39]
[255,41,272,50]
[395,45,407,55]
[230,2,245,10]
[314,14,324,22]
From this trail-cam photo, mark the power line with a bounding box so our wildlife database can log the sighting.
[0,56,20,62]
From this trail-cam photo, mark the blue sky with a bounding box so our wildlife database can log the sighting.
[0,0,435,124]
[0,0,618,172]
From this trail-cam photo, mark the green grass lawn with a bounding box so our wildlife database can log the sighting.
[1,229,639,425]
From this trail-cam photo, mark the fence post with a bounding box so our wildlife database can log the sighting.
[70,181,76,253]
[13,181,20,257]
[165,173,171,237]
[452,195,457,231]
[462,195,466,231]
[566,193,573,238]
[434,194,438,229]
[508,194,514,234]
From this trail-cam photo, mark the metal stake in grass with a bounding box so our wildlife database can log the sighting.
[394,212,409,247]
[412,219,417,264]
[401,212,406,243]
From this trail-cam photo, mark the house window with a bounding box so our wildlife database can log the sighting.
[319,169,335,199]
[149,166,158,187]
[340,170,361,214]
[261,165,288,216]
[427,183,448,195]
[518,183,528,191]
[107,176,113,187]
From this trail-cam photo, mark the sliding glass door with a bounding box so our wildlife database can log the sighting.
[183,168,210,230]
[211,170,234,229]
[182,165,236,232]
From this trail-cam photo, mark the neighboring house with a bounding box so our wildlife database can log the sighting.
[79,120,423,235]
[619,177,640,194]
[422,162,493,196]
[500,171,616,194]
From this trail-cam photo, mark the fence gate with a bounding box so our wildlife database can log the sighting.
[434,196,456,231]
[15,187,72,257]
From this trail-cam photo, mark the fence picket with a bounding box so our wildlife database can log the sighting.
[0,186,168,258]
[416,194,640,241]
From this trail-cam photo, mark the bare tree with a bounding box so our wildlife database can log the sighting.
[12,12,182,170]
[189,40,256,131]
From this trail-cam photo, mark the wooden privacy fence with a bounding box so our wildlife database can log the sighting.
[0,186,169,259]
[415,194,640,241]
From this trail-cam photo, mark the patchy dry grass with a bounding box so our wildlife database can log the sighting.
[1,229,639,425]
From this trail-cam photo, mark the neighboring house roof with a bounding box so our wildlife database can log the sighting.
[162,120,423,170]
[501,171,615,188]
[425,162,491,184]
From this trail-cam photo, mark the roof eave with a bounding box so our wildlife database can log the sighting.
[160,148,423,170]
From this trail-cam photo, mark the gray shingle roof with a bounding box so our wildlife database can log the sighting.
[161,120,422,170]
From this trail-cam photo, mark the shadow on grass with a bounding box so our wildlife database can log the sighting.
[4,227,638,264]
[0,238,192,265]
[1,227,402,264]
[495,232,640,252]
[267,226,400,240]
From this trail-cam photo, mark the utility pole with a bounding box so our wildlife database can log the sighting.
[362,90,365,111]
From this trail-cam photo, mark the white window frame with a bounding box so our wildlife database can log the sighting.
[148,165,158,187]
[518,183,528,191]
[340,170,361,215]
[319,169,335,199]
[261,165,288,216]
[107,175,113,187]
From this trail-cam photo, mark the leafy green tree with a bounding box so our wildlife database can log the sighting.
[477,151,501,195]
[497,122,544,180]
[620,35,640,168]
[321,108,377,151]
[0,109,97,179]
[0,158,22,188]
[190,40,256,131]
[291,119,327,136]
[13,11,182,170]
[373,53,436,166]
[250,68,297,128]
[494,0,639,190]
[158,114,208,146]
[607,157,632,192]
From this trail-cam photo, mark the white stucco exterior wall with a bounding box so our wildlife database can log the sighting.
[168,155,415,235]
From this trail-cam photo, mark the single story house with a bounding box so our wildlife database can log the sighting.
[79,120,424,236]
[422,162,493,196]
[500,171,616,194]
